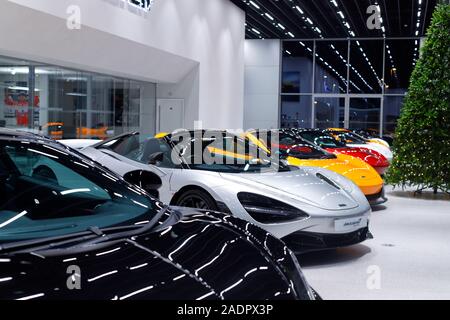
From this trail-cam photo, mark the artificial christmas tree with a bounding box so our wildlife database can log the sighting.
[386,3,450,193]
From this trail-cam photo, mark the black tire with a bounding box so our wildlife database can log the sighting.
[175,189,218,211]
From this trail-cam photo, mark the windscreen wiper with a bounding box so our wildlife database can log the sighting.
[76,205,171,246]
[0,205,171,254]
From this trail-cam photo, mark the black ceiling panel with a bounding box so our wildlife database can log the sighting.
[231,0,437,93]
[231,0,437,39]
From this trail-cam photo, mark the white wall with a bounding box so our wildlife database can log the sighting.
[244,40,281,130]
[0,0,245,129]
[157,66,200,129]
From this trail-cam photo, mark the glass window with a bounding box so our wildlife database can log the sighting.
[349,97,381,132]
[280,38,419,133]
[0,57,33,131]
[282,41,314,94]
[384,39,416,94]
[0,141,155,241]
[6,146,109,199]
[349,40,384,94]
[314,97,345,129]
[315,41,348,94]
[0,55,155,141]
[297,130,346,149]
[102,134,178,169]
[383,95,405,137]
[275,132,332,159]
[280,95,312,129]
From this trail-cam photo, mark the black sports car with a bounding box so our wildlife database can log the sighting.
[0,129,317,300]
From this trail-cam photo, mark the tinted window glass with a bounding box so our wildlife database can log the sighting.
[103,135,178,168]
[0,141,155,241]
[298,131,346,149]
[174,132,291,173]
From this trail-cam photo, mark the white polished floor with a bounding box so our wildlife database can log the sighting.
[299,186,450,300]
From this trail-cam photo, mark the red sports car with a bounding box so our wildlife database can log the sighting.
[292,129,390,175]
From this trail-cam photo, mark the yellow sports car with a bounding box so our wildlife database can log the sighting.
[246,130,387,205]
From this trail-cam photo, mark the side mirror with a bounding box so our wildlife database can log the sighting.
[148,152,164,165]
[123,170,163,199]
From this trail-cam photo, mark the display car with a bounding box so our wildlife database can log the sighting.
[0,129,317,300]
[245,130,387,206]
[42,122,109,140]
[351,129,394,147]
[78,130,373,252]
[326,128,393,162]
[292,129,390,175]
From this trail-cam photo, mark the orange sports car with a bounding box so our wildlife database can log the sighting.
[43,122,109,140]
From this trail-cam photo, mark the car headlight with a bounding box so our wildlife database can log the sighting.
[237,192,309,224]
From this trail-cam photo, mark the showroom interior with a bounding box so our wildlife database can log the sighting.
[0,0,449,302]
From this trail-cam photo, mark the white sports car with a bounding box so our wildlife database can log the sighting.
[326,129,393,162]
[71,131,373,252]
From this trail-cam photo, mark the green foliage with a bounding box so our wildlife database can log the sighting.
[386,4,450,192]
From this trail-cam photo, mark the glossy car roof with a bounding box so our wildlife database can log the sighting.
[0,129,88,156]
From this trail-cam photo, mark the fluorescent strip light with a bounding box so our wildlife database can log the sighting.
[264,13,274,20]
[337,11,345,19]
[61,188,91,196]
[295,6,303,14]
[7,86,40,92]
[249,1,260,9]
[0,211,27,229]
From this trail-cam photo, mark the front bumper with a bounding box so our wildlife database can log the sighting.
[366,187,388,206]
[282,227,373,253]
[373,166,388,175]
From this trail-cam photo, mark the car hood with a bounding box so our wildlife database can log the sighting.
[287,156,382,186]
[347,143,393,161]
[0,210,305,300]
[220,170,359,210]
[325,147,389,168]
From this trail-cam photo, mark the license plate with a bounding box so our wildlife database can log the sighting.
[334,217,367,232]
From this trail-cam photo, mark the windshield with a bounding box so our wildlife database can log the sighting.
[269,132,335,160]
[100,132,291,174]
[0,140,156,242]
[298,131,347,149]
[331,132,366,144]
